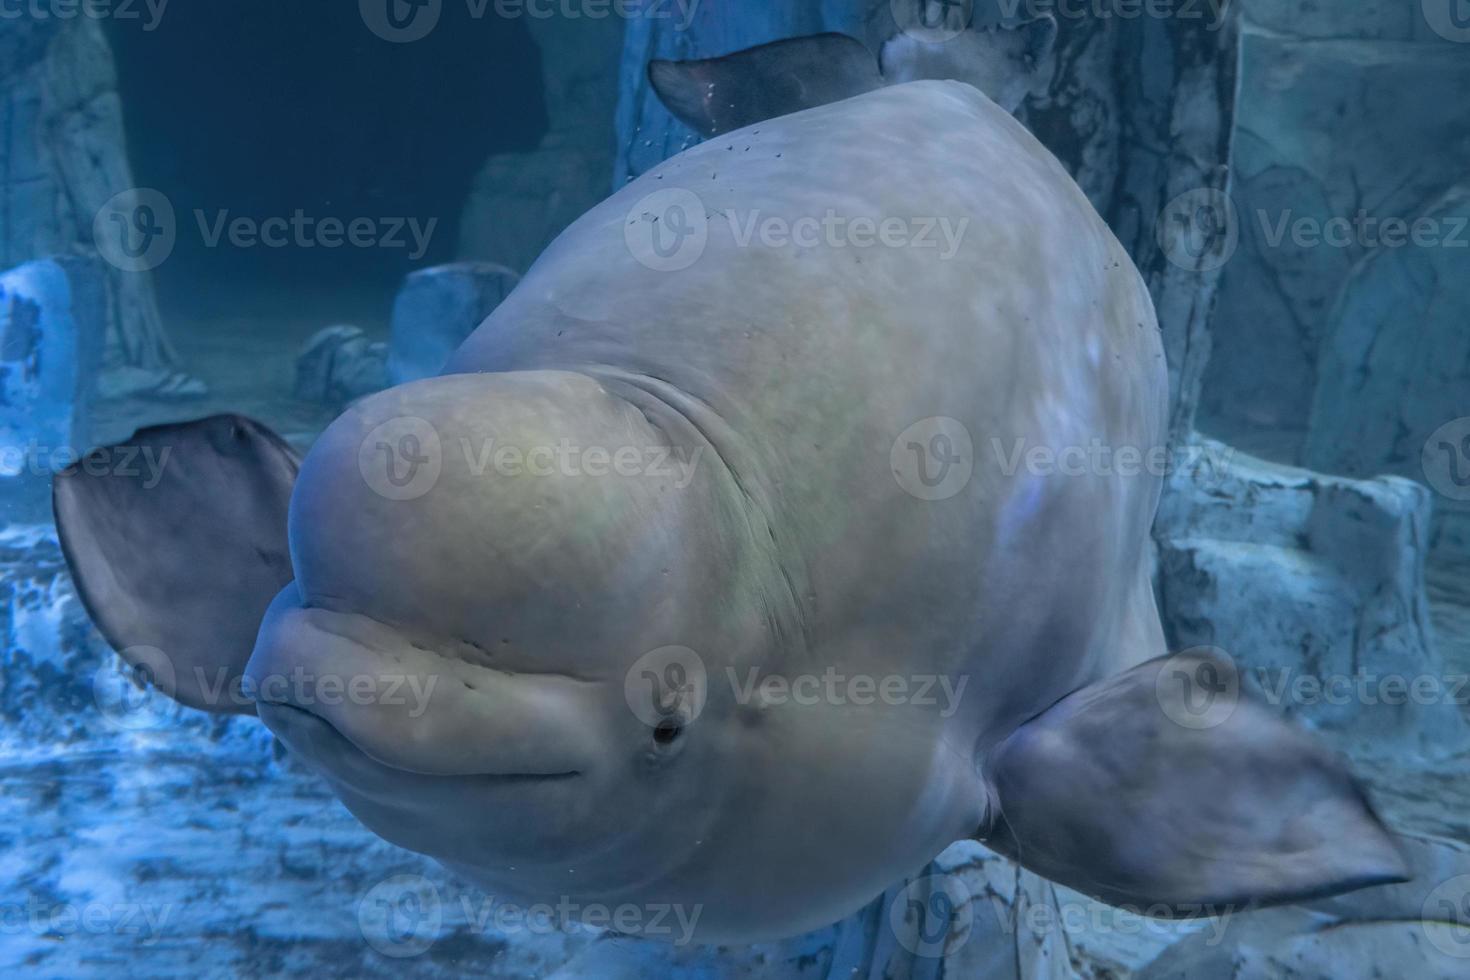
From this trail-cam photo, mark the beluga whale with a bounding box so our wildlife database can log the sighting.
[55,13,1407,945]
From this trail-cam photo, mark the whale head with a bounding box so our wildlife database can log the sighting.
[241,369,976,943]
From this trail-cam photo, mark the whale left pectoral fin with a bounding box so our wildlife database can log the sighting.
[648,34,884,138]
[54,415,300,715]
[981,651,1410,913]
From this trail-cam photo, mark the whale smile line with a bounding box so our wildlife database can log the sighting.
[255,699,583,784]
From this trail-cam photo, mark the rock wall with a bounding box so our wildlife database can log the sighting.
[457,15,627,275]
[0,17,177,378]
[1025,6,1240,445]
[1305,183,1470,571]
[1156,437,1464,756]
[388,262,520,384]
[0,257,106,520]
[1198,3,1470,460]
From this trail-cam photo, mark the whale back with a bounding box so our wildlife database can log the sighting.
[447,81,1168,738]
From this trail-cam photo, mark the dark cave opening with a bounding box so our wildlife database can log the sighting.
[104,1,547,327]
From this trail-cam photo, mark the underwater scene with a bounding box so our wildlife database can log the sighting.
[2,0,1469,977]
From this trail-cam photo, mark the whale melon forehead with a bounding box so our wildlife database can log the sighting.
[287,371,693,661]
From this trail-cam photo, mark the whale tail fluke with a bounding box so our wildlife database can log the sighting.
[648,14,1057,139]
[980,650,1410,915]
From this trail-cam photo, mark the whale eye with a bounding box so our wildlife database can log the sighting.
[653,717,684,746]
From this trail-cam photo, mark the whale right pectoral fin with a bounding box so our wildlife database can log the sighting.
[54,415,300,715]
[982,651,1409,913]
[649,34,884,138]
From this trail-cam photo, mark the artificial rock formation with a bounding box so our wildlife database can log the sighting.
[1305,183,1470,570]
[1156,437,1464,755]
[0,17,181,387]
[1201,4,1470,451]
[457,16,626,275]
[0,257,105,520]
[388,262,520,385]
[294,325,390,408]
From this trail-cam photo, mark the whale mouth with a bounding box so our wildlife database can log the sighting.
[257,700,581,786]
[245,586,603,780]
[257,697,596,876]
